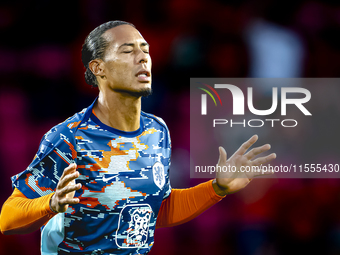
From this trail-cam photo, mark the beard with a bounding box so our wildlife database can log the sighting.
[128,87,153,98]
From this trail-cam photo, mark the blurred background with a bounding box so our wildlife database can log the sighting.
[0,0,340,254]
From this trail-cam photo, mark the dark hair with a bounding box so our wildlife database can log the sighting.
[81,21,135,87]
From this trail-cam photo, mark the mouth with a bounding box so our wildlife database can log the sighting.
[136,69,151,82]
[136,69,151,78]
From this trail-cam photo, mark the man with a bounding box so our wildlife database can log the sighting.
[0,21,276,254]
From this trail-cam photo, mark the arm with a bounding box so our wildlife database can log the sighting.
[0,188,55,235]
[0,164,81,235]
[156,135,276,228]
[156,180,225,228]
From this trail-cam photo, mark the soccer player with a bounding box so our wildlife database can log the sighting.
[0,21,276,254]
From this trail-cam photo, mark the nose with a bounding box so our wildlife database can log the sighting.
[137,49,149,64]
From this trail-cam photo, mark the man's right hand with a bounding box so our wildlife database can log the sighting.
[50,163,82,213]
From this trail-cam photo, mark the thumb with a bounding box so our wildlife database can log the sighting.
[218,146,227,165]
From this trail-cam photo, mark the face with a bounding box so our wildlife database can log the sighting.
[100,25,152,97]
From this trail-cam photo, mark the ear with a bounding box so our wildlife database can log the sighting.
[89,59,106,80]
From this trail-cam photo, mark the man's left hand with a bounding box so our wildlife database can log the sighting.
[213,135,276,196]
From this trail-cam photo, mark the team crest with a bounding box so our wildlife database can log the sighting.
[126,208,151,247]
[152,162,165,189]
[115,204,152,248]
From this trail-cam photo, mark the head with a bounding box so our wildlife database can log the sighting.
[81,21,152,97]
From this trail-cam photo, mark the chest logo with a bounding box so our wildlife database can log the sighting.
[102,174,118,182]
[152,162,165,189]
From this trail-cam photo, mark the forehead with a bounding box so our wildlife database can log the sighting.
[103,25,146,47]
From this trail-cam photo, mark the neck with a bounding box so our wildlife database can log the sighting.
[93,90,141,132]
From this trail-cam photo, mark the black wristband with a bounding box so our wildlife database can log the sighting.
[49,194,59,214]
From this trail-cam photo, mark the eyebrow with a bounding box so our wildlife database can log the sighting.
[118,42,149,49]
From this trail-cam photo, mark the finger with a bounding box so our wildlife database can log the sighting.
[59,197,80,205]
[59,183,82,196]
[60,163,77,180]
[218,146,227,165]
[251,153,277,166]
[235,135,258,156]
[57,171,80,189]
[244,144,271,160]
[58,171,79,188]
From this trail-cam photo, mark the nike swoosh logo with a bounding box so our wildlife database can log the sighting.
[103,175,118,182]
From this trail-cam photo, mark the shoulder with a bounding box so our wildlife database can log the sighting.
[141,112,171,148]
[39,108,88,152]
[24,108,89,170]
[141,111,169,132]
